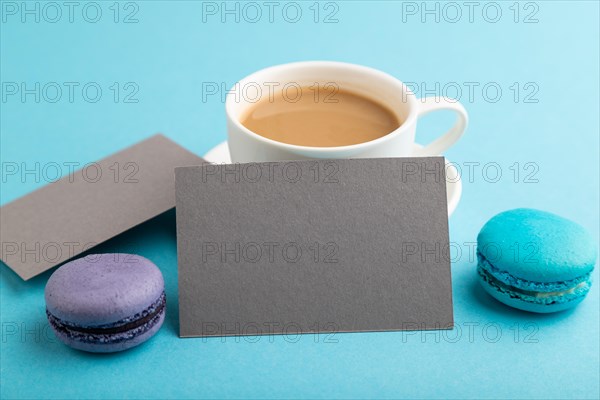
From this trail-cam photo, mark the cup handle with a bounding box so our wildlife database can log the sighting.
[414,97,468,156]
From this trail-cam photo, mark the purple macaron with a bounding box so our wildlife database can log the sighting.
[45,253,165,353]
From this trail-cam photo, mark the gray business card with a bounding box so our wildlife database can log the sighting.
[176,157,453,338]
[1,134,204,280]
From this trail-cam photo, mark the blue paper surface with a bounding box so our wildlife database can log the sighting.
[1,2,598,398]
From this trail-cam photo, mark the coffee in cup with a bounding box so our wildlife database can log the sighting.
[240,85,401,147]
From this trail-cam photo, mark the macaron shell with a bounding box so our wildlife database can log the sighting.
[477,208,597,283]
[45,254,164,326]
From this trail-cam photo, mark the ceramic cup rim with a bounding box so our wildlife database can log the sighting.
[225,61,420,153]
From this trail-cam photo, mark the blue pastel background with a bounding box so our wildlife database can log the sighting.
[1,1,599,398]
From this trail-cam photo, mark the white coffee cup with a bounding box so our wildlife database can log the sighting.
[226,61,467,162]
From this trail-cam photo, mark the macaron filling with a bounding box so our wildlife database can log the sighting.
[477,252,591,304]
[478,266,589,297]
[477,251,591,292]
[47,291,166,343]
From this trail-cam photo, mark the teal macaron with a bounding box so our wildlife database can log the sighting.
[477,208,597,313]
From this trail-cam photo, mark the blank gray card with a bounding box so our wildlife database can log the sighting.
[176,157,453,337]
[1,134,204,280]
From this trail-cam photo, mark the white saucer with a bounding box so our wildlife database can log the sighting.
[203,141,461,216]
